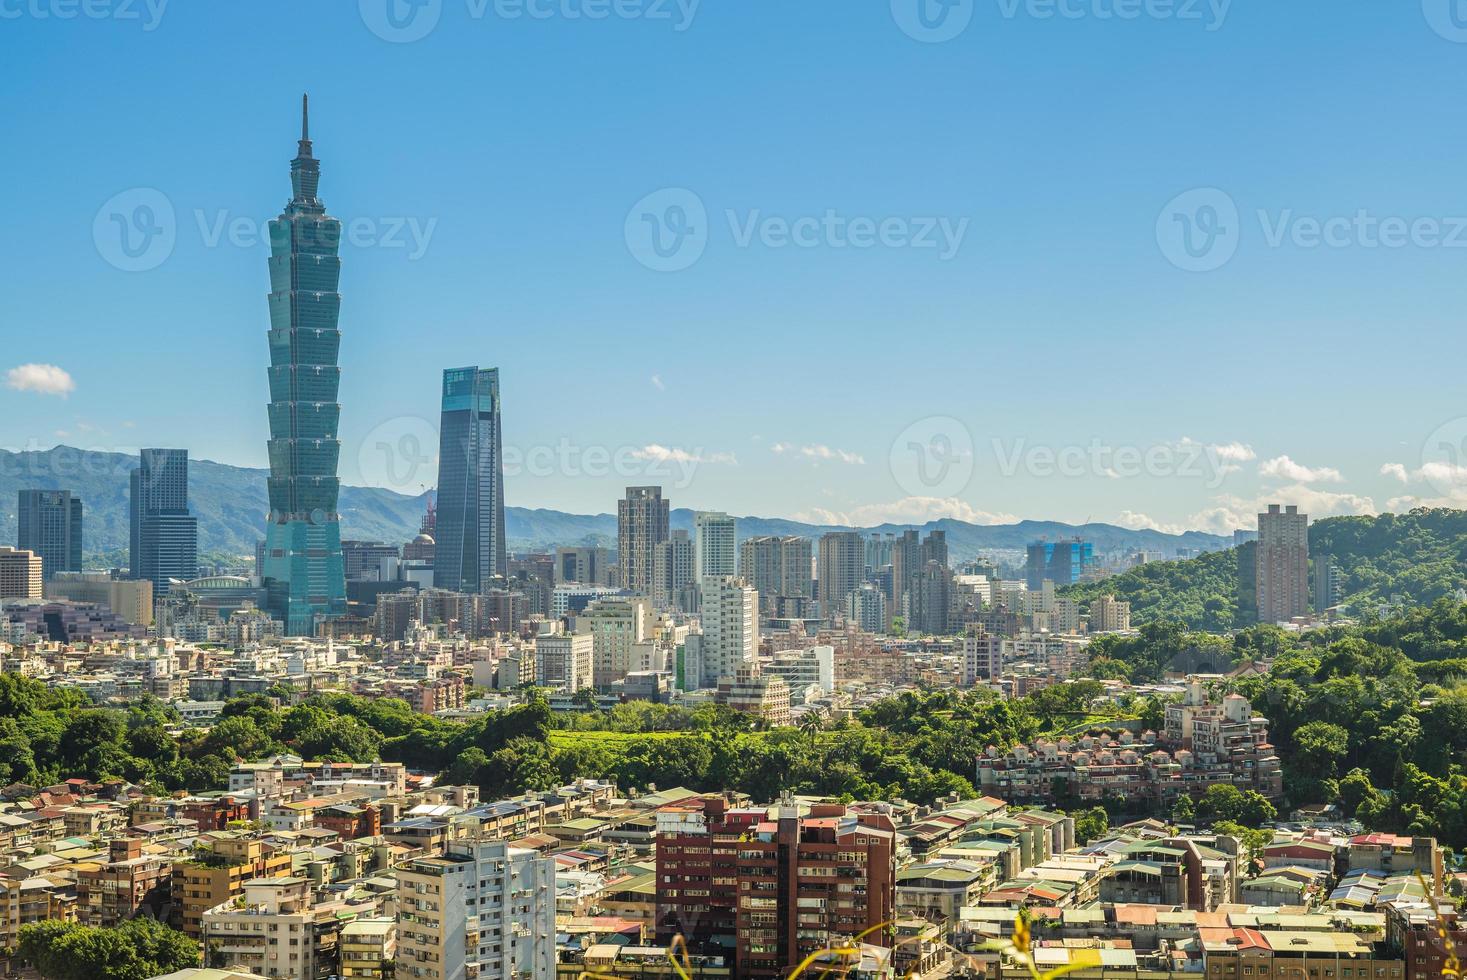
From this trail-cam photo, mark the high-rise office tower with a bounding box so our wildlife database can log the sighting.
[130,449,198,596]
[816,531,865,624]
[1313,555,1343,613]
[260,95,347,635]
[618,486,669,598]
[697,576,757,687]
[693,511,737,581]
[739,535,814,618]
[907,560,953,635]
[1025,539,1095,591]
[433,366,506,593]
[654,530,695,612]
[16,490,82,581]
[0,547,42,599]
[889,529,920,620]
[1257,504,1309,624]
[555,546,610,585]
[865,533,894,575]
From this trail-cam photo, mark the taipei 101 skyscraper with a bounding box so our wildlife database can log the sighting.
[261,95,347,634]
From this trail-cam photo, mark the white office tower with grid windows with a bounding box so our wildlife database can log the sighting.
[698,575,757,687]
[397,840,555,980]
[694,511,737,582]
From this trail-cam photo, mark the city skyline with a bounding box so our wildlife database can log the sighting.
[7,3,1467,537]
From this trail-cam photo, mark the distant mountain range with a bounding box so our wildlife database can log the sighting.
[0,446,1231,563]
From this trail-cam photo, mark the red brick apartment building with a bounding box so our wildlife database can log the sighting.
[655,796,895,980]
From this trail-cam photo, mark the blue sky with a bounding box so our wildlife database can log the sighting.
[4,0,1467,533]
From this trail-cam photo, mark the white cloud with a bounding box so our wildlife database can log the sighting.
[800,444,865,465]
[1210,441,1257,463]
[650,375,665,391]
[1258,455,1344,484]
[1380,462,1410,484]
[772,443,865,465]
[5,364,75,397]
[793,497,1017,528]
[629,445,737,466]
[1114,510,1191,535]
[1185,486,1377,535]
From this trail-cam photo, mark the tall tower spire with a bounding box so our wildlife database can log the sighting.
[297,92,313,161]
[290,94,320,205]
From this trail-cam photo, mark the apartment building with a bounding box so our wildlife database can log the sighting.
[1163,678,1284,799]
[340,917,397,980]
[395,839,556,980]
[201,878,323,980]
[1256,504,1310,624]
[201,876,381,980]
[1088,595,1132,632]
[172,834,295,937]
[655,796,896,980]
[715,664,792,726]
[75,837,172,926]
[978,725,1283,807]
[583,596,652,689]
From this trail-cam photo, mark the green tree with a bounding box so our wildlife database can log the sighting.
[1073,806,1109,844]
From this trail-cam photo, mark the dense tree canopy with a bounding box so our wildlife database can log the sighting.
[16,918,198,980]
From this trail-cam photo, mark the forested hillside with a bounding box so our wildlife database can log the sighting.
[1064,508,1467,630]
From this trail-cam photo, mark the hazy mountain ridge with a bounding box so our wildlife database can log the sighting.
[0,447,1231,561]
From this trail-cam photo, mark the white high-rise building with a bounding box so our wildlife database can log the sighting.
[396,839,555,980]
[694,511,737,582]
[535,631,595,693]
[698,576,757,687]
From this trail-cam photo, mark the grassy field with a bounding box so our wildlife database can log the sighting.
[546,730,691,747]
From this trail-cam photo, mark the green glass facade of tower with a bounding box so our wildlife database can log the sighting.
[261,96,346,635]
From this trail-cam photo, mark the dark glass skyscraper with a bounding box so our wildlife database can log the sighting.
[16,489,82,581]
[261,95,346,634]
[433,367,506,594]
[130,448,198,595]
